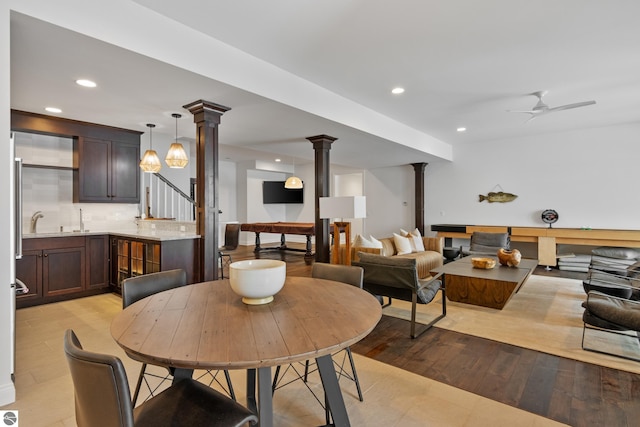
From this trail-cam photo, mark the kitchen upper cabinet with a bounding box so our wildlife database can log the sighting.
[74,137,140,203]
[12,110,142,204]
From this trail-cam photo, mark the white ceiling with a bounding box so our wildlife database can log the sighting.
[10,1,640,169]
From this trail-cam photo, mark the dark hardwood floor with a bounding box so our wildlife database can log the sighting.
[228,244,640,427]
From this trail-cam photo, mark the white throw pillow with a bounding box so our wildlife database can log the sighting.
[353,234,375,248]
[369,235,384,249]
[393,233,413,255]
[400,228,425,252]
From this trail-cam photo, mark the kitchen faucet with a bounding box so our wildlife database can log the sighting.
[79,208,84,232]
[30,211,44,233]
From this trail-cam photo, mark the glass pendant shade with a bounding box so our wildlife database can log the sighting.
[165,142,189,168]
[285,176,303,189]
[140,123,161,173]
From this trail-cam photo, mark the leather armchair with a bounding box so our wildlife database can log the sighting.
[353,252,445,339]
[461,232,510,257]
[582,291,640,362]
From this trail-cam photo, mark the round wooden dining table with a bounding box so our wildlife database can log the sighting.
[111,276,382,427]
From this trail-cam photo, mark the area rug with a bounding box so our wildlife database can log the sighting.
[383,274,640,374]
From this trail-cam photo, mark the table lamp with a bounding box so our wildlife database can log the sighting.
[319,196,366,264]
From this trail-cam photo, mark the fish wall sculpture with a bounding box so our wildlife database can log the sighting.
[479,191,518,203]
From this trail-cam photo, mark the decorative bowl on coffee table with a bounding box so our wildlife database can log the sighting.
[229,259,286,305]
[471,257,496,269]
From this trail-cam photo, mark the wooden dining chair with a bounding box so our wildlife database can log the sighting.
[122,269,235,405]
[63,329,257,427]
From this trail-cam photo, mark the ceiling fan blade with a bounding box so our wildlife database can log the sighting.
[507,109,537,114]
[547,100,596,112]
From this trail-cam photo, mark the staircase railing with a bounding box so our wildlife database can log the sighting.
[144,173,195,221]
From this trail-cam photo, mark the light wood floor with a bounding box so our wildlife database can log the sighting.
[1,244,615,426]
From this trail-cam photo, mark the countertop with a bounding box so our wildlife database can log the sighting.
[22,229,200,242]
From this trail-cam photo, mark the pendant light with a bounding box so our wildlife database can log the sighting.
[284,156,303,189]
[165,113,189,168]
[140,123,161,173]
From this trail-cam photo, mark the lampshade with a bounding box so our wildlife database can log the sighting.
[165,113,189,168]
[284,155,303,189]
[284,176,303,189]
[140,123,161,173]
[165,142,189,168]
[319,196,367,219]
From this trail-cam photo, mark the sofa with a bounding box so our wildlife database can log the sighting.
[346,235,443,279]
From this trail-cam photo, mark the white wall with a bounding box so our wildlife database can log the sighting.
[364,165,415,238]
[333,172,365,241]
[360,122,640,241]
[241,166,309,245]
[219,160,238,224]
[426,123,640,231]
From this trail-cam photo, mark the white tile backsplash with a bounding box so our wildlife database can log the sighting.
[136,219,196,233]
[22,167,140,234]
[15,131,74,168]
[16,131,196,236]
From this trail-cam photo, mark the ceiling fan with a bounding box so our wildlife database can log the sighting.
[508,91,596,121]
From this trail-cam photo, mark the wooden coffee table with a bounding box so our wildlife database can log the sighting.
[432,256,538,309]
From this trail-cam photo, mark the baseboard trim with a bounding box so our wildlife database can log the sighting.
[0,380,16,406]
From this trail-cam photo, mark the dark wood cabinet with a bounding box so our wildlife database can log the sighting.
[12,110,141,204]
[17,234,195,308]
[17,235,109,308]
[43,246,85,297]
[86,235,110,290]
[74,137,140,203]
[111,237,158,291]
[111,236,196,292]
[15,249,43,304]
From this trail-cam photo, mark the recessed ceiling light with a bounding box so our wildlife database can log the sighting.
[456,127,467,132]
[45,107,62,113]
[76,79,97,88]
[275,158,281,162]
[391,87,405,95]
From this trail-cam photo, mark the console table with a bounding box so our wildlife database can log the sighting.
[431,224,640,267]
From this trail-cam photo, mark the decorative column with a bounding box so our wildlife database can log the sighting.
[183,99,231,282]
[412,162,427,235]
[308,134,337,263]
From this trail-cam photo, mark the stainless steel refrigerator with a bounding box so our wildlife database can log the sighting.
[9,132,28,381]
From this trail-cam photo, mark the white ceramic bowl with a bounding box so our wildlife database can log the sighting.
[229,259,286,305]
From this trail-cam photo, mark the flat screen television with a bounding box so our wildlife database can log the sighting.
[262,181,304,204]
